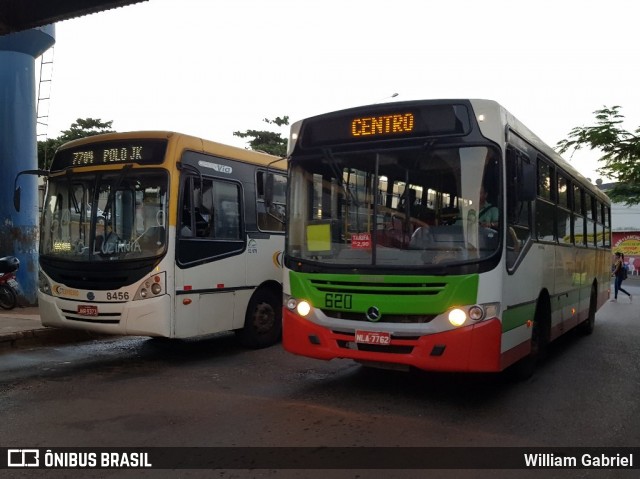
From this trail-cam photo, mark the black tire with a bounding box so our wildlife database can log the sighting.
[0,284,17,310]
[506,298,550,381]
[579,286,597,335]
[235,288,282,349]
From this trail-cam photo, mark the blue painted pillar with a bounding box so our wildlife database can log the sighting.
[0,25,55,305]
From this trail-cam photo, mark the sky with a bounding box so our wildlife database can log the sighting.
[37,0,640,182]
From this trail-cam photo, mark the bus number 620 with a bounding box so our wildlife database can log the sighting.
[325,293,352,309]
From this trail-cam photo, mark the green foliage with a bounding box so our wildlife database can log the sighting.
[233,116,289,157]
[556,106,640,205]
[38,118,114,170]
[58,118,114,141]
[38,138,61,170]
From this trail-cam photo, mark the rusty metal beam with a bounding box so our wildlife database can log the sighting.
[0,0,148,36]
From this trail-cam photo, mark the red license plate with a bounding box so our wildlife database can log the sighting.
[77,305,99,317]
[355,330,391,345]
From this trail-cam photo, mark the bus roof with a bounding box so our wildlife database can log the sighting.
[469,99,609,205]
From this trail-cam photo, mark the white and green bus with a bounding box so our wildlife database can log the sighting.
[281,99,610,375]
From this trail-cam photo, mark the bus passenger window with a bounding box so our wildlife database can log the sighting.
[180,187,194,236]
[257,171,286,233]
[217,200,239,239]
[180,215,193,236]
[193,208,209,237]
[506,147,532,270]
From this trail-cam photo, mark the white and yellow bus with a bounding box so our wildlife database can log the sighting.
[281,99,611,375]
[16,131,287,347]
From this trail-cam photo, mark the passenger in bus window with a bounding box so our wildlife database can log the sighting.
[478,185,499,228]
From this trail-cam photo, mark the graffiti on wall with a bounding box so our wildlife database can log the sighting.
[612,232,640,276]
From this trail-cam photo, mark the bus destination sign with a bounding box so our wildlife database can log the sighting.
[299,103,470,150]
[71,146,144,166]
[51,139,168,172]
[351,113,414,138]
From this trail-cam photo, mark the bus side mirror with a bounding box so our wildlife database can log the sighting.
[518,162,536,202]
[13,169,49,212]
[14,187,21,212]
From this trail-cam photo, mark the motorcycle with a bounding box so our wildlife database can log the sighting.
[0,255,20,310]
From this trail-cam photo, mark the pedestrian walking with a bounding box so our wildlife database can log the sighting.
[611,252,632,302]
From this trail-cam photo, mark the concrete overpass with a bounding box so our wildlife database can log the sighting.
[0,0,147,35]
[0,0,147,304]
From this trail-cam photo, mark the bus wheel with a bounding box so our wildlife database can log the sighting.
[507,301,549,381]
[236,288,282,349]
[579,286,597,335]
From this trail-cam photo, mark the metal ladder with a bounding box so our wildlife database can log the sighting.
[36,46,55,141]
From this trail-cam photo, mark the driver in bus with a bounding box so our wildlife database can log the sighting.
[478,185,499,228]
[94,221,118,254]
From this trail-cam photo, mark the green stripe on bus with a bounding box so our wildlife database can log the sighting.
[502,303,536,332]
[502,286,592,332]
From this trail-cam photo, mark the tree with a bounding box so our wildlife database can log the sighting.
[38,118,114,169]
[233,116,289,157]
[556,106,640,205]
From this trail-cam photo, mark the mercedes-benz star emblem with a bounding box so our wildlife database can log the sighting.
[366,306,381,322]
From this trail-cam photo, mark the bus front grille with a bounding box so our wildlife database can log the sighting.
[324,310,436,323]
[309,279,447,296]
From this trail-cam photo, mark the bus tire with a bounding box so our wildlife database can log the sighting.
[579,284,597,335]
[0,285,17,310]
[507,294,550,380]
[235,288,282,349]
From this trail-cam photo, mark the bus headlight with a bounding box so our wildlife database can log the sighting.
[286,297,312,317]
[447,303,500,327]
[38,271,52,296]
[286,297,298,310]
[297,301,311,317]
[133,272,166,301]
[448,308,467,327]
[468,305,485,321]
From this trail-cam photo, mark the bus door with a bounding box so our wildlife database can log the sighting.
[176,174,245,336]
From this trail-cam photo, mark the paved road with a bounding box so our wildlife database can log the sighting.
[1,282,639,479]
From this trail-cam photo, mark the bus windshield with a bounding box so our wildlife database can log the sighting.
[287,145,501,269]
[41,170,169,262]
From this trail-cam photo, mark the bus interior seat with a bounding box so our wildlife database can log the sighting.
[409,226,432,249]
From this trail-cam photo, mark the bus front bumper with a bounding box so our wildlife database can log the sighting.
[283,309,503,373]
[39,292,172,337]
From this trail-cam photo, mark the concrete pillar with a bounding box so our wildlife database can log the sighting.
[0,25,55,305]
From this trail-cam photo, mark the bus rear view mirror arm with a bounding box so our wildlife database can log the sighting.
[13,169,49,212]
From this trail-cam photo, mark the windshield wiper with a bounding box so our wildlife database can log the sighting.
[102,164,133,220]
[324,149,359,207]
